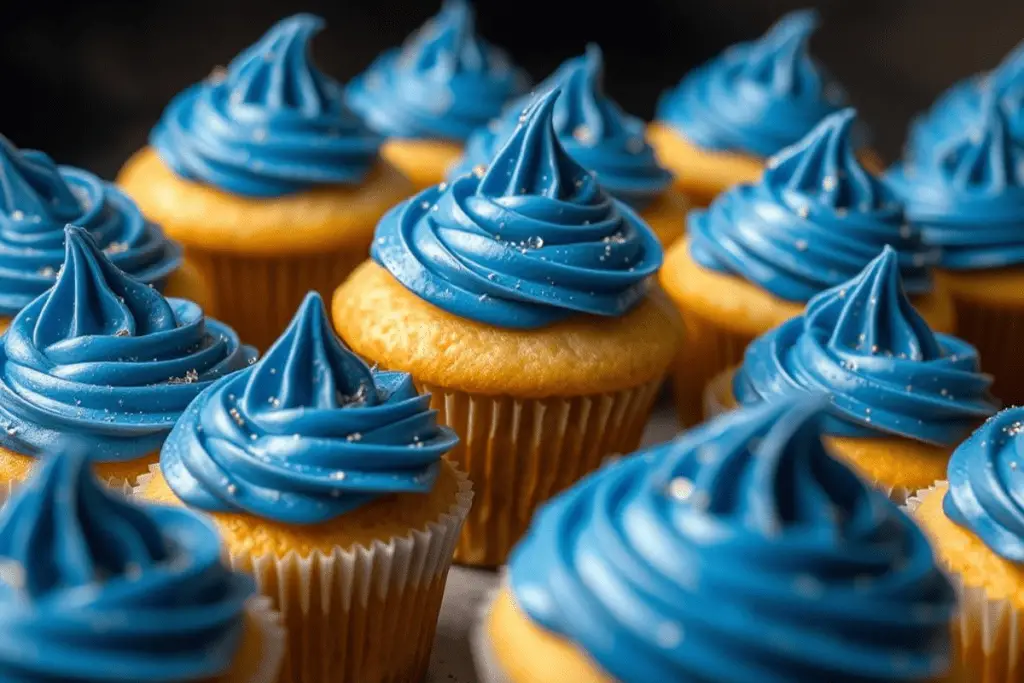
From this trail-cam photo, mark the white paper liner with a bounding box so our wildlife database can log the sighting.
[234,596,286,683]
[136,463,473,683]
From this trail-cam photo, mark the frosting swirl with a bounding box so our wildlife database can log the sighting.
[735,247,997,446]
[0,136,181,317]
[450,45,672,209]
[151,14,382,197]
[887,97,1024,270]
[160,291,458,524]
[345,0,529,141]
[0,447,253,681]
[944,407,1024,563]
[0,226,256,462]
[373,88,662,329]
[655,10,849,158]
[508,396,956,682]
[689,108,935,302]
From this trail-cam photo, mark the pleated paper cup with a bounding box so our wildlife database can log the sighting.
[946,293,1024,408]
[906,486,1024,683]
[137,464,473,683]
[420,378,662,567]
[218,596,286,683]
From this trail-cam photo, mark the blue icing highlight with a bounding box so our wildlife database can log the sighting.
[944,407,1024,564]
[656,10,849,158]
[345,0,529,142]
[450,45,672,209]
[0,446,253,682]
[887,96,1024,270]
[373,88,662,329]
[160,291,458,524]
[151,14,382,197]
[735,247,997,446]
[0,226,256,463]
[508,396,956,683]
[0,136,182,317]
[689,108,935,302]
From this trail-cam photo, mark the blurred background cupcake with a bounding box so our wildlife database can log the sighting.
[660,108,951,426]
[0,446,284,683]
[477,396,956,682]
[0,134,209,327]
[118,14,410,351]
[333,89,677,566]
[137,292,471,683]
[0,226,255,488]
[450,45,687,248]
[909,407,1024,682]
[346,0,530,189]
[710,247,998,501]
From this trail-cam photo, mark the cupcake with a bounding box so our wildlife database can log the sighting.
[649,9,880,207]
[0,226,255,488]
[0,446,284,683]
[333,87,677,567]
[477,395,957,683]
[117,14,411,351]
[909,407,1024,682]
[887,95,1024,406]
[708,246,998,502]
[136,292,472,683]
[0,134,210,329]
[345,0,530,189]
[450,45,687,248]
[660,108,953,426]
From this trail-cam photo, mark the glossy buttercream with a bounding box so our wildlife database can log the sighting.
[656,9,847,158]
[151,14,382,197]
[689,108,934,302]
[0,226,255,462]
[507,396,955,682]
[0,136,181,317]
[450,45,671,209]
[373,88,662,329]
[160,292,458,524]
[345,0,528,142]
[0,447,253,681]
[735,247,996,446]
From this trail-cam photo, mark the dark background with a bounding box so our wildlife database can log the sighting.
[1,0,1020,179]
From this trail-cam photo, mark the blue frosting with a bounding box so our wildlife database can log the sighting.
[449,45,672,209]
[887,97,1024,270]
[656,10,849,158]
[345,0,529,142]
[0,226,256,463]
[373,88,662,329]
[689,108,935,302]
[160,291,458,524]
[0,447,253,682]
[0,136,181,317]
[151,14,382,197]
[944,407,1024,564]
[508,396,956,682]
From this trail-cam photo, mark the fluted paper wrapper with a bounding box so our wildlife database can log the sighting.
[948,294,1024,408]
[420,378,662,567]
[906,486,1024,683]
[672,310,753,427]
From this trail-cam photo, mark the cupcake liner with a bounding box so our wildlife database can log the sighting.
[470,583,508,683]
[185,248,368,351]
[907,486,1024,683]
[672,309,753,427]
[226,596,286,683]
[137,464,473,683]
[420,378,662,567]
[950,297,1024,408]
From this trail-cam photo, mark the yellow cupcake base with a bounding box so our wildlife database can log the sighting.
[381,138,464,191]
[638,188,689,249]
[0,446,158,489]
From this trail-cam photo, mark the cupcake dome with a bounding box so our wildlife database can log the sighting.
[0,136,181,317]
[0,447,255,681]
[735,246,997,446]
[345,0,529,142]
[151,14,383,197]
[450,45,672,210]
[656,9,847,158]
[372,86,663,329]
[497,396,956,682]
[0,226,255,464]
